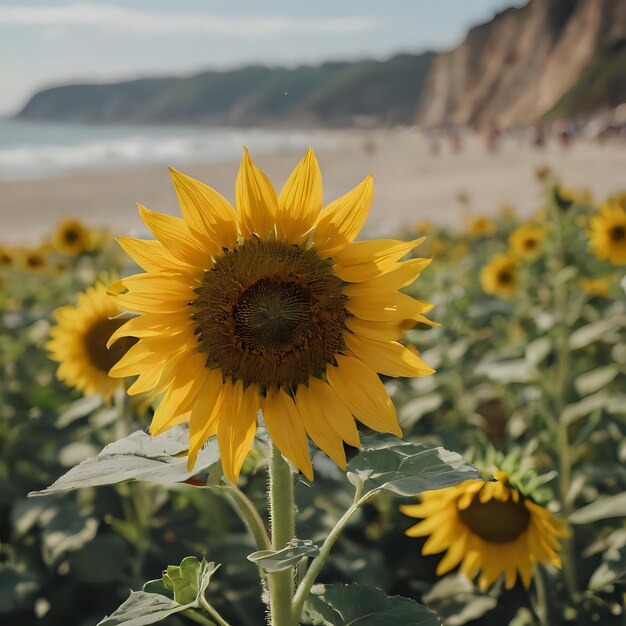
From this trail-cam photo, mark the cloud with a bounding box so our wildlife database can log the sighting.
[0,3,377,37]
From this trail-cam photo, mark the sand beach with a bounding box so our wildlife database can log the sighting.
[1,128,625,244]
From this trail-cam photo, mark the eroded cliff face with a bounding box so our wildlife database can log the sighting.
[419,0,626,127]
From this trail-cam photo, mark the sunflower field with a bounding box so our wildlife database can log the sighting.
[1,155,625,626]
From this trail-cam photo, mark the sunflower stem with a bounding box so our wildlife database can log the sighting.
[267,444,296,626]
[291,481,365,620]
[549,194,578,599]
[222,484,271,552]
[197,594,233,626]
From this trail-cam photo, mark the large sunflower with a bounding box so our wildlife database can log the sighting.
[588,202,626,265]
[108,148,434,483]
[480,253,518,298]
[47,282,137,400]
[401,471,568,590]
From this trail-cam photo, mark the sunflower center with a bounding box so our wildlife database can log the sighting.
[83,318,138,373]
[458,491,530,543]
[193,238,347,391]
[64,229,80,244]
[497,270,513,285]
[610,225,625,242]
[523,238,537,250]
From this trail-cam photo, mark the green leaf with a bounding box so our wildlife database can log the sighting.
[569,493,626,525]
[304,583,440,625]
[589,529,626,591]
[478,359,530,384]
[574,366,619,396]
[248,539,319,572]
[562,391,610,426]
[525,337,552,367]
[56,394,104,428]
[30,425,219,495]
[569,318,622,350]
[348,438,479,499]
[400,393,444,427]
[97,591,198,626]
[162,557,220,605]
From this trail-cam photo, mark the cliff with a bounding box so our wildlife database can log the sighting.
[419,0,626,127]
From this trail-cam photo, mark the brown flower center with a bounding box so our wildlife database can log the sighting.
[83,318,138,373]
[610,225,625,242]
[497,270,513,285]
[458,489,530,543]
[193,239,346,391]
[64,229,80,244]
[523,238,537,250]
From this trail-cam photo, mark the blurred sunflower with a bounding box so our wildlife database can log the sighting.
[480,253,518,297]
[607,192,626,209]
[108,148,435,483]
[0,245,14,268]
[465,215,495,238]
[20,248,48,272]
[508,224,545,259]
[579,277,611,299]
[588,202,626,265]
[47,282,137,400]
[54,218,91,256]
[401,471,569,590]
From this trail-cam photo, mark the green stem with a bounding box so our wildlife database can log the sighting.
[222,485,271,551]
[550,198,578,599]
[197,594,233,626]
[267,444,296,626]
[532,566,551,626]
[291,481,365,620]
[185,607,226,626]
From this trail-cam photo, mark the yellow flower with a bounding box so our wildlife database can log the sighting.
[499,204,516,219]
[0,245,14,268]
[47,282,137,401]
[607,192,626,210]
[588,202,626,265]
[561,186,594,207]
[20,247,48,272]
[107,148,435,483]
[480,253,518,297]
[465,215,495,238]
[579,277,611,299]
[509,224,546,259]
[54,218,92,256]
[401,471,569,590]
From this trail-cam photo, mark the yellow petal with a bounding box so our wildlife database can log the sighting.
[345,317,405,342]
[108,274,195,315]
[326,354,401,436]
[344,333,435,378]
[235,147,277,239]
[436,534,467,575]
[138,205,209,268]
[169,168,238,250]
[346,291,431,324]
[342,257,431,296]
[296,381,350,468]
[263,388,313,479]
[217,380,260,484]
[333,237,426,282]
[313,175,373,256]
[277,147,322,242]
[116,237,188,273]
[187,370,226,471]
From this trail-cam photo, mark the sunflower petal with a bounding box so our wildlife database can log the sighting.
[236,147,277,239]
[277,147,322,242]
[263,389,313,479]
[326,355,401,436]
[342,257,431,296]
[313,175,373,256]
[116,237,187,273]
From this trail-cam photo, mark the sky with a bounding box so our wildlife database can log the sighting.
[0,0,527,115]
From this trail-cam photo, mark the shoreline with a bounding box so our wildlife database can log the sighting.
[1,129,625,244]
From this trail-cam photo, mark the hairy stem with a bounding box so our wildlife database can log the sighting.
[222,485,271,552]
[267,445,296,626]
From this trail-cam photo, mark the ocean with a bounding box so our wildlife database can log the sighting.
[0,118,331,181]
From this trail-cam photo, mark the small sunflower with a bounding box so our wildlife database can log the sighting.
[465,215,495,238]
[509,224,545,259]
[480,253,518,297]
[588,202,626,265]
[401,471,569,590]
[579,277,611,299]
[20,248,48,272]
[47,282,137,400]
[0,245,14,268]
[108,148,435,483]
[54,218,92,256]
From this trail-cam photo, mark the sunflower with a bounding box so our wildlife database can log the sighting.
[20,247,48,272]
[508,224,545,259]
[480,253,518,297]
[588,202,626,265]
[0,245,14,268]
[47,282,137,400]
[400,471,569,590]
[107,148,435,483]
[54,218,92,256]
[465,215,495,238]
[579,277,611,299]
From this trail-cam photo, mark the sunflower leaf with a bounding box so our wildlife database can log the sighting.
[29,425,219,495]
[349,439,479,499]
[569,492,626,525]
[248,539,319,572]
[302,583,440,625]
